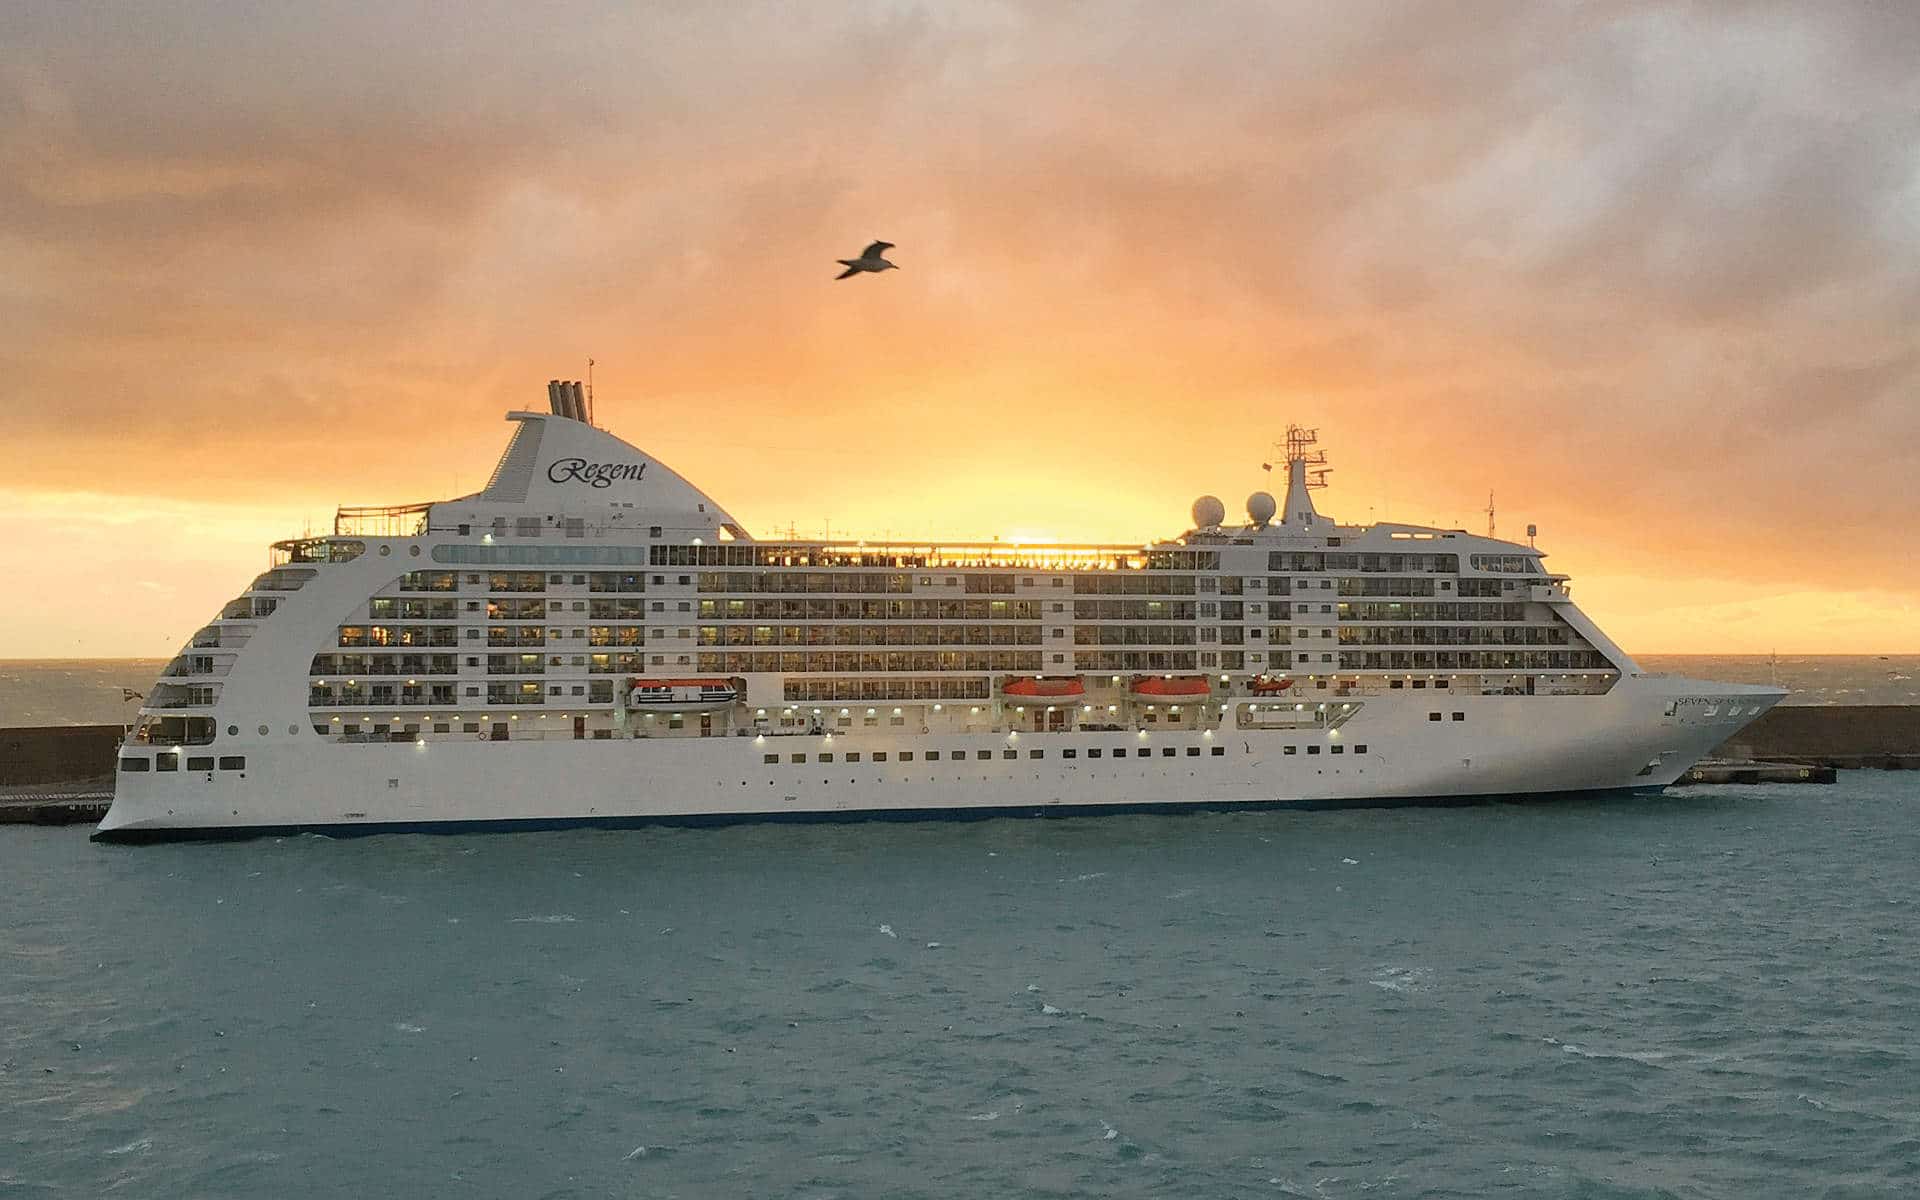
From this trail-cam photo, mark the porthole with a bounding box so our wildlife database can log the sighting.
[289,724,300,735]
[408,545,420,557]
[258,724,270,736]
[227,724,239,736]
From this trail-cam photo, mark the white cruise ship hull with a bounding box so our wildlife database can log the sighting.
[95,674,1781,841]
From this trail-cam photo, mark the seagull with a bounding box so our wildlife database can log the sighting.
[834,240,898,280]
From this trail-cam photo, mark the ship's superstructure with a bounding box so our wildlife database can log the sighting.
[98,384,1783,839]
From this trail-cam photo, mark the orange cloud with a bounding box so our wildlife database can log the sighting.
[2,2,1917,654]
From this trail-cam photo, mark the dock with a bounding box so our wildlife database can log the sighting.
[0,784,112,825]
[1680,759,1836,785]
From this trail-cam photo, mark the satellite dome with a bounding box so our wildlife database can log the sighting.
[1191,495,1226,528]
[1247,491,1277,526]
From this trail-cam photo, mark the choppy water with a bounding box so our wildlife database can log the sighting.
[5,777,1918,1197]
[3,656,1916,728]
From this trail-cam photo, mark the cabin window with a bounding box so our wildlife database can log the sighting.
[1062,749,1077,759]
[1210,746,1224,755]
[1185,746,1200,756]
[976,750,991,760]
[1161,747,1176,757]
[1029,749,1043,759]
[1452,712,1465,721]
[1354,744,1368,754]
[187,756,215,771]
[1331,744,1344,754]
[1002,749,1017,759]
[1136,748,1150,758]
[1283,745,1297,755]
[119,757,149,772]
[845,752,860,763]
[1306,745,1321,755]
[923,751,938,761]
[1428,712,1442,721]
[817,753,833,763]
[218,756,246,770]
[763,754,779,764]
[789,754,805,764]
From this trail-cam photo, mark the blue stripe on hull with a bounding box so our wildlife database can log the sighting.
[91,786,1668,844]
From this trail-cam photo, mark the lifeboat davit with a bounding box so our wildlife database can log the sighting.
[1130,675,1212,699]
[623,677,739,711]
[1251,675,1294,694]
[1003,676,1087,701]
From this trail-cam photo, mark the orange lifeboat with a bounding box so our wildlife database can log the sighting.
[1251,674,1294,695]
[623,677,739,711]
[1129,675,1212,699]
[1003,677,1087,701]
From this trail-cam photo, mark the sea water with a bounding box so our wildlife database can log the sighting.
[4,776,1917,1197]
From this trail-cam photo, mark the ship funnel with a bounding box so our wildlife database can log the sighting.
[546,379,591,422]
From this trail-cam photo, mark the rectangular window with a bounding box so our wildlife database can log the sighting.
[1136,747,1151,758]
[1331,744,1344,754]
[845,752,862,763]
[1161,747,1176,757]
[218,756,246,770]
[1088,748,1102,758]
[1185,746,1200,756]
[872,752,888,762]
[1354,744,1368,754]
[1062,748,1077,759]
[187,756,215,771]
[156,755,178,772]
[1283,745,1297,755]
[1429,712,1442,721]
[1451,712,1465,721]
[763,754,779,764]
[924,750,939,761]
[1210,746,1224,756]
[790,754,806,763]
[119,757,149,772]
[898,752,913,762]
[818,753,833,763]
[1029,749,1043,759]
[1307,745,1321,755]
[1003,748,1018,759]
[977,750,992,760]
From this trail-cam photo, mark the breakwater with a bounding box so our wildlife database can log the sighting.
[1714,705,1920,770]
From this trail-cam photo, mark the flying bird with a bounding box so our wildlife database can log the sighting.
[834,241,898,280]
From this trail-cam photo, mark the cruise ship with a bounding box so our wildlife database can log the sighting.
[97,381,1783,840]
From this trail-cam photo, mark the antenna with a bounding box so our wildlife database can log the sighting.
[1284,425,1331,488]
[585,358,596,426]
[1484,491,1495,539]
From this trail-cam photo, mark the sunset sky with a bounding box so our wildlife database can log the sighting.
[3,2,1916,657]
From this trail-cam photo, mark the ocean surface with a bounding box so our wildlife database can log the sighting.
[3,655,1917,727]
[5,777,1919,1198]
